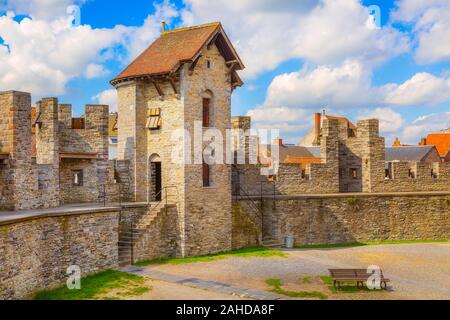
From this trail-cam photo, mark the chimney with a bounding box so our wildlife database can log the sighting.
[161,20,166,34]
[274,138,284,146]
[314,112,321,146]
[420,138,427,146]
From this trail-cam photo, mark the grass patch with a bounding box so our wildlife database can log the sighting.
[34,270,151,300]
[320,276,383,294]
[295,239,448,249]
[265,279,327,300]
[134,246,286,267]
[301,276,312,284]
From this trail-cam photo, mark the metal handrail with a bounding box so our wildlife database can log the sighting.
[238,186,264,243]
[149,185,179,213]
[126,185,180,265]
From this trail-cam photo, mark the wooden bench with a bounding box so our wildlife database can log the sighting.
[329,269,390,290]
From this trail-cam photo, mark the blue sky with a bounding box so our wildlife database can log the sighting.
[1,0,450,145]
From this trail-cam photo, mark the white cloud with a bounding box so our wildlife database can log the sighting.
[264,60,380,110]
[246,105,311,143]
[292,0,409,66]
[393,0,450,64]
[84,63,109,79]
[0,0,86,21]
[249,60,450,144]
[401,111,450,143]
[359,107,405,133]
[92,89,117,112]
[182,0,409,78]
[261,60,450,112]
[0,12,127,96]
[391,0,448,22]
[385,72,450,106]
[0,0,178,97]
[122,0,179,63]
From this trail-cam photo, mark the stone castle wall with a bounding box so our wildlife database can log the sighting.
[233,118,450,197]
[0,201,186,299]
[231,202,260,249]
[0,91,118,211]
[0,209,119,300]
[233,193,450,247]
[121,205,181,262]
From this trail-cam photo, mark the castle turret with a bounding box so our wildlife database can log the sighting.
[112,22,245,257]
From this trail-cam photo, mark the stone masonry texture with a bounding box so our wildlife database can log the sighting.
[233,194,450,247]
[0,210,119,300]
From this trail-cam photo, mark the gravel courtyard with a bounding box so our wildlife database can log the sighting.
[125,242,450,300]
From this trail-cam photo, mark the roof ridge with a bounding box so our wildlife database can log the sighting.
[163,22,221,35]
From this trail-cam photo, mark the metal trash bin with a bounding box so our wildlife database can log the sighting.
[285,235,295,249]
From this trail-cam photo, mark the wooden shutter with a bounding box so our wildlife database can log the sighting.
[203,98,210,127]
[203,162,210,187]
[146,108,161,130]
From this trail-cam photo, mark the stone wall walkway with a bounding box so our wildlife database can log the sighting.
[0,202,147,226]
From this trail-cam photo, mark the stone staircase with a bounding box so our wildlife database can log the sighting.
[118,202,168,267]
[262,236,283,248]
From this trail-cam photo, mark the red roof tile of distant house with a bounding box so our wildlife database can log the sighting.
[426,133,450,157]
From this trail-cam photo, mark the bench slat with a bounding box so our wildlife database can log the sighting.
[329,269,390,282]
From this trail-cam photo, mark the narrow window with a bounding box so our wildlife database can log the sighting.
[385,163,393,180]
[203,162,211,187]
[207,59,212,69]
[73,170,83,186]
[202,98,210,127]
[350,168,358,179]
[431,169,438,179]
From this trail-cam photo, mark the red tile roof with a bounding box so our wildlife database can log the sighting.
[426,133,450,156]
[111,22,244,84]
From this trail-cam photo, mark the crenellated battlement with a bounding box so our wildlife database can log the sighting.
[0,91,122,211]
[233,116,450,196]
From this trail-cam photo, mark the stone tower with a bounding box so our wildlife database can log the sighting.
[0,91,38,210]
[111,22,245,256]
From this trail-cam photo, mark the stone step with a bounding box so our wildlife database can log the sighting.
[262,240,283,247]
